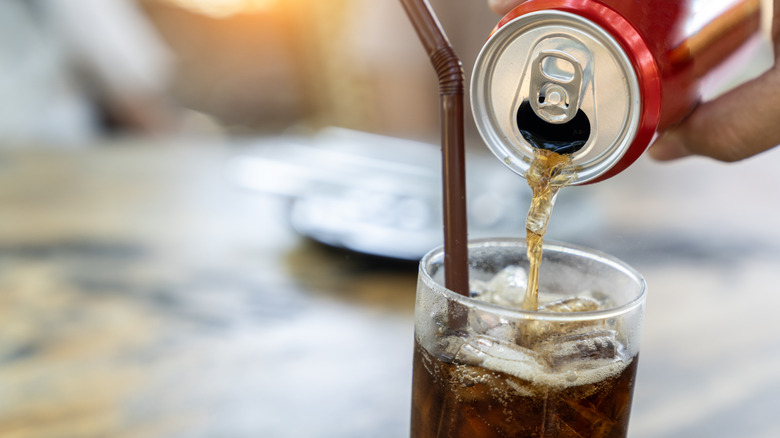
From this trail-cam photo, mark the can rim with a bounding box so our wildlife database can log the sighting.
[471,4,662,184]
[471,10,642,184]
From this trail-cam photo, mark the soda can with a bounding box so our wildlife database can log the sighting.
[471,0,762,184]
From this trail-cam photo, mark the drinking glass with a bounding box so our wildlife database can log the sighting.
[410,238,646,438]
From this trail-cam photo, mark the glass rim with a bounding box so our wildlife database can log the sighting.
[419,237,647,322]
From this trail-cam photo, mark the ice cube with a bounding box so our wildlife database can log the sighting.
[536,329,618,370]
[469,278,489,299]
[444,335,541,403]
[484,322,518,342]
[477,265,528,307]
[539,296,600,313]
[453,335,494,366]
[424,330,463,364]
[545,399,618,438]
[518,297,603,347]
[454,335,543,379]
[467,306,507,336]
[575,289,614,308]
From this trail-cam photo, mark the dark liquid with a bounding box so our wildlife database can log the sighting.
[523,148,576,310]
[516,100,590,155]
[410,341,638,438]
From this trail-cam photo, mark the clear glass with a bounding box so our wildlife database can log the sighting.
[410,238,646,438]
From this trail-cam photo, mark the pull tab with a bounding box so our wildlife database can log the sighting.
[528,38,593,125]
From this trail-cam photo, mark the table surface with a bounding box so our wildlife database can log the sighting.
[2,139,780,438]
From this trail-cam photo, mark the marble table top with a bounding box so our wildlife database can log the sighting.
[1,139,779,437]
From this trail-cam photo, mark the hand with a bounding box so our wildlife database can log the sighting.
[489,0,780,162]
[488,0,524,15]
[649,0,780,162]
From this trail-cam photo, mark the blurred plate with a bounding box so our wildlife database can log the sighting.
[227,127,599,260]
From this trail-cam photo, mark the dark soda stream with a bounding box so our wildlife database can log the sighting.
[522,147,576,310]
[519,101,580,310]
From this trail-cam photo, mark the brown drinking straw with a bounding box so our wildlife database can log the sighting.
[400,0,469,297]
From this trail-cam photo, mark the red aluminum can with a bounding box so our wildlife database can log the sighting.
[471,0,763,184]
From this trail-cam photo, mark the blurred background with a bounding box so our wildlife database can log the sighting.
[2,1,780,438]
[0,0,499,144]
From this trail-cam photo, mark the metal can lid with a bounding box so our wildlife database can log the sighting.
[471,10,641,184]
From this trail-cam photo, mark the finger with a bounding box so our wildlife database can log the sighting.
[488,0,525,15]
[647,132,693,161]
[773,0,780,50]
[649,65,780,162]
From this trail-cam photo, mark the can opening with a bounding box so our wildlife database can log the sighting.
[516,100,589,154]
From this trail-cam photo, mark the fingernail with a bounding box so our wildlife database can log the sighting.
[647,133,691,161]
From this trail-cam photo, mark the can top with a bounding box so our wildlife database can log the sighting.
[471,10,642,185]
